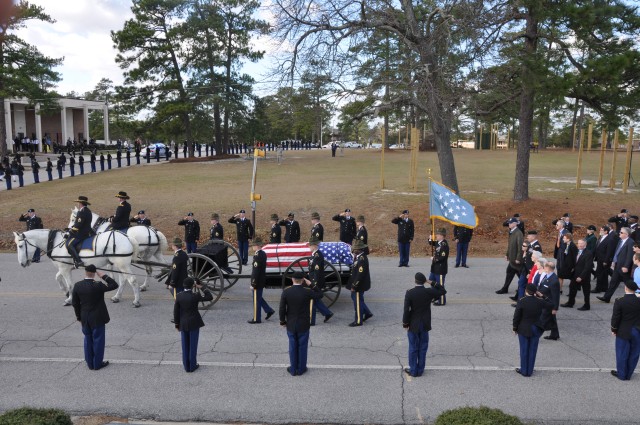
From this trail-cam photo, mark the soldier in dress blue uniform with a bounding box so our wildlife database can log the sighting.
[209,213,223,240]
[512,284,552,377]
[90,150,96,172]
[66,196,93,268]
[332,209,356,244]
[279,271,322,376]
[167,237,188,301]
[45,158,53,181]
[178,212,201,253]
[108,191,131,231]
[428,228,449,306]
[392,210,415,267]
[453,225,473,268]
[402,272,446,377]
[228,209,254,265]
[279,212,301,243]
[269,214,281,244]
[308,235,333,325]
[310,212,324,241]
[248,237,275,324]
[174,277,213,373]
[347,239,373,326]
[130,210,151,226]
[355,215,369,255]
[19,208,43,262]
[610,279,640,380]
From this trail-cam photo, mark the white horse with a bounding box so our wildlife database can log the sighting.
[14,229,142,307]
[68,207,169,295]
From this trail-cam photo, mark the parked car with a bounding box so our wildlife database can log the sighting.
[368,143,382,149]
[322,142,335,149]
[144,143,166,158]
[343,141,362,148]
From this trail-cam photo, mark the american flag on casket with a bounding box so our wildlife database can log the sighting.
[262,242,353,273]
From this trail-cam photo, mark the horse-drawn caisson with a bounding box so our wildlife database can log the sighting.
[14,203,354,310]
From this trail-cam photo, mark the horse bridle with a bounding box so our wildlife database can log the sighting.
[16,232,37,265]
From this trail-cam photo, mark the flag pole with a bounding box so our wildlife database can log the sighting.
[427,168,435,257]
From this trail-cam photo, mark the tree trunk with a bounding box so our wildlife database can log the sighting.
[214,102,223,154]
[569,97,579,148]
[513,8,538,201]
[223,21,233,154]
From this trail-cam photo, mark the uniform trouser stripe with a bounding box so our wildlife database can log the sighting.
[253,289,257,321]
[309,300,314,322]
[439,275,445,303]
[356,293,361,324]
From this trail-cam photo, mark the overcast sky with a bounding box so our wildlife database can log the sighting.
[17,0,276,98]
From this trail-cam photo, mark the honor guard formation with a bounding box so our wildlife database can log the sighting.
[15,198,640,381]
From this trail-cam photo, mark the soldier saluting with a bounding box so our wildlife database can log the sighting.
[130,210,151,226]
[332,209,356,244]
[228,209,254,265]
[279,212,301,243]
[269,213,281,243]
[19,208,43,263]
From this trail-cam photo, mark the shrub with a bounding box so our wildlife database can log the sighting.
[435,406,523,425]
[0,408,72,425]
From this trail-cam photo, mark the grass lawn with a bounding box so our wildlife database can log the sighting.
[1,147,637,256]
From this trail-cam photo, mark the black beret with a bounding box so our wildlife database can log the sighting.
[527,230,538,235]
[623,279,638,291]
[587,225,597,231]
[85,264,97,273]
[292,271,305,280]
[415,272,427,284]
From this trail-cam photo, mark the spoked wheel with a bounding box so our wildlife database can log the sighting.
[282,256,342,307]
[187,253,225,309]
[221,240,242,289]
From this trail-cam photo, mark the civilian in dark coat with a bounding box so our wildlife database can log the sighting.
[391,210,415,267]
[610,280,640,380]
[563,239,594,310]
[594,225,618,293]
[538,263,561,340]
[248,238,275,323]
[402,272,446,377]
[279,272,322,376]
[332,209,356,244]
[513,284,553,376]
[71,265,118,370]
[174,278,213,372]
[599,227,635,303]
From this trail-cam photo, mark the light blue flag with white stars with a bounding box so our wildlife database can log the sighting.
[429,180,479,229]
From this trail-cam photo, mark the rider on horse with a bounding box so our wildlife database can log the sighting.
[108,191,131,231]
[66,196,93,268]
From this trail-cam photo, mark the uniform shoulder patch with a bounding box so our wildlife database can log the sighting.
[253,262,258,267]
[172,264,176,269]
[358,266,363,273]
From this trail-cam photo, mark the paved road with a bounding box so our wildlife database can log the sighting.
[0,254,634,424]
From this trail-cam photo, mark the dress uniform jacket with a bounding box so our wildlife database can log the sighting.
[170,249,189,289]
[178,219,201,243]
[402,283,447,332]
[228,217,253,242]
[130,217,151,226]
[332,215,356,244]
[429,239,449,275]
[174,289,214,332]
[279,284,322,333]
[611,294,640,340]
[251,249,267,289]
[269,224,281,243]
[310,223,324,241]
[209,223,224,240]
[71,275,119,327]
[308,250,325,289]
[278,219,300,243]
[513,295,551,336]
[346,253,370,292]
[391,217,415,243]
[453,226,473,243]
[69,207,93,240]
[356,225,369,255]
[19,214,43,230]
[112,201,131,229]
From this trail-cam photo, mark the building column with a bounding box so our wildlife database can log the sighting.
[103,104,109,143]
[61,107,67,143]
[83,104,89,142]
[35,103,43,151]
[4,100,12,148]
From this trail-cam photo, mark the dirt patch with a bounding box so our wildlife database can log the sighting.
[73,415,128,425]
